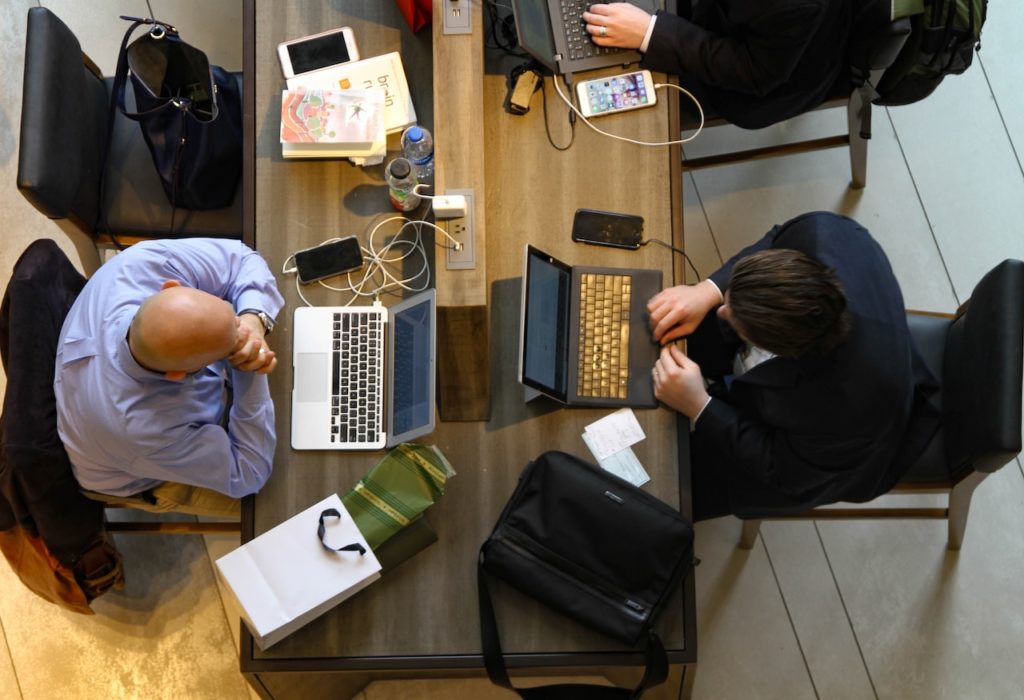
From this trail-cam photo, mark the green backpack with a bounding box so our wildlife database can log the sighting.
[875,0,988,106]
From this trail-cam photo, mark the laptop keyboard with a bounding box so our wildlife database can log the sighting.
[577,272,631,399]
[331,310,385,445]
[562,0,620,61]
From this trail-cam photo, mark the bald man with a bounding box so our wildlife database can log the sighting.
[55,239,284,517]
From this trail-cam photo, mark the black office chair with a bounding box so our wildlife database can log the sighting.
[682,0,912,189]
[16,7,242,249]
[739,259,1024,550]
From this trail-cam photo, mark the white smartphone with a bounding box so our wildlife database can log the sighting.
[576,69,657,118]
[277,27,359,80]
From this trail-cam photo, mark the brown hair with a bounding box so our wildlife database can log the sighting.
[726,249,851,357]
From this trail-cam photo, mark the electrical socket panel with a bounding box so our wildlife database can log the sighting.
[444,188,475,269]
[442,0,472,35]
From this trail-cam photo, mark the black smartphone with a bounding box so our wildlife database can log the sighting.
[294,236,364,284]
[571,209,644,250]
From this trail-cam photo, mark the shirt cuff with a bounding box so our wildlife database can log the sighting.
[704,278,724,304]
[639,14,657,53]
[690,395,713,429]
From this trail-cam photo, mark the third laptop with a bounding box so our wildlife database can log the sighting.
[519,245,662,408]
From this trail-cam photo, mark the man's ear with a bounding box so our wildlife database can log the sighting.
[164,370,187,381]
[161,279,182,290]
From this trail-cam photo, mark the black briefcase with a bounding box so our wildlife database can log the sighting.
[478,451,694,699]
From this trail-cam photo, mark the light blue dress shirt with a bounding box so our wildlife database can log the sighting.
[55,239,285,498]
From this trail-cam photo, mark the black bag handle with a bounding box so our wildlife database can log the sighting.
[95,15,181,242]
[477,552,669,700]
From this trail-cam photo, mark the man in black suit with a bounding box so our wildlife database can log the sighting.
[648,212,940,520]
[582,0,850,128]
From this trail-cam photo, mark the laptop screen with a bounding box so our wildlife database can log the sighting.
[387,289,436,445]
[509,0,558,74]
[522,248,571,400]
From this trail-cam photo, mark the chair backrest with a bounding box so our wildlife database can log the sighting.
[846,0,913,87]
[943,259,1024,474]
[17,8,108,230]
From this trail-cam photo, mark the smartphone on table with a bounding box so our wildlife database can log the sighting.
[571,209,644,250]
[294,236,364,284]
[277,27,359,79]
[575,69,657,118]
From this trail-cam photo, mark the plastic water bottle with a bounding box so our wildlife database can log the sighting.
[385,157,421,212]
[401,125,434,181]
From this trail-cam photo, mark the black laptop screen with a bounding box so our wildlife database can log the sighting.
[523,250,570,398]
[510,0,558,74]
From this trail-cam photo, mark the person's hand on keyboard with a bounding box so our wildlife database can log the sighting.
[231,314,277,374]
[583,3,652,49]
[648,280,723,344]
[652,345,709,418]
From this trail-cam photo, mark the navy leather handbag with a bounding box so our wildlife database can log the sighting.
[108,16,241,211]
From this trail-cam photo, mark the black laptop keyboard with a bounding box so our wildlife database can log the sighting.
[562,0,621,60]
[330,311,384,445]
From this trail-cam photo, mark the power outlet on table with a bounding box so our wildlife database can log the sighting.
[442,0,472,35]
[444,188,475,270]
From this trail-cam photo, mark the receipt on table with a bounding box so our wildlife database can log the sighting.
[582,408,646,461]
[582,409,650,487]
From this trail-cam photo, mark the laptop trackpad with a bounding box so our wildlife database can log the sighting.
[295,352,329,402]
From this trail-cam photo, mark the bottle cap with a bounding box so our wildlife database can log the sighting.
[406,126,424,142]
[389,158,412,179]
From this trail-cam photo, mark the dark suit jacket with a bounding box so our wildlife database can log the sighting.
[0,240,104,563]
[691,212,940,517]
[641,0,850,128]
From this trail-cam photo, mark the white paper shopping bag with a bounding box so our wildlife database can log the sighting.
[215,494,381,649]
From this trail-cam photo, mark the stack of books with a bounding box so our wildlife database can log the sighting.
[280,51,418,164]
[280,87,385,161]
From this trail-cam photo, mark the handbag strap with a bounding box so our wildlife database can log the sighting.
[477,552,669,700]
[111,16,186,122]
[96,16,185,240]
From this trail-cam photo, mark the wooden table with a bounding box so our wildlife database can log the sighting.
[240,2,693,698]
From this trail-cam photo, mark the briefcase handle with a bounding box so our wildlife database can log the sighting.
[477,556,669,700]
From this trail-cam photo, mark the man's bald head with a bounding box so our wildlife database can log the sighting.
[129,282,238,378]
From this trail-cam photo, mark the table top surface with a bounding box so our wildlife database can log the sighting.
[242,0,692,669]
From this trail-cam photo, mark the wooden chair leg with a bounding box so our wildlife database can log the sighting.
[739,519,762,549]
[847,87,870,189]
[947,471,988,550]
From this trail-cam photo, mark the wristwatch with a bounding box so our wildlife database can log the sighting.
[240,309,275,336]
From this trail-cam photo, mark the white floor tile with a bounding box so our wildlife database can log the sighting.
[887,67,1024,301]
[691,517,816,700]
[818,466,1024,700]
[976,0,1024,161]
[761,522,876,700]
[682,172,723,283]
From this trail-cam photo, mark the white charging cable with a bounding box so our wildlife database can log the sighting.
[282,214,453,307]
[551,77,704,147]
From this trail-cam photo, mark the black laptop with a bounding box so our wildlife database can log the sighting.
[510,0,664,76]
[518,245,662,408]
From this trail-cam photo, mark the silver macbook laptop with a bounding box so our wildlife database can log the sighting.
[518,246,661,408]
[291,290,436,450]
[510,0,663,76]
